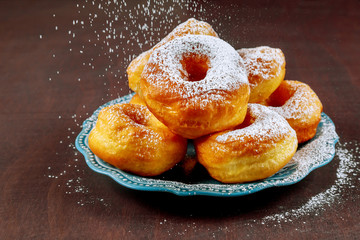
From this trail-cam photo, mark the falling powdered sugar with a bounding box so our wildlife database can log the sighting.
[152,18,219,52]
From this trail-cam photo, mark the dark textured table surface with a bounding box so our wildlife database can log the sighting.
[1,0,360,239]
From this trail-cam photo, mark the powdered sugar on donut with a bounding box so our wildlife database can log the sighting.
[143,35,249,102]
[97,104,165,145]
[237,46,285,86]
[102,104,150,128]
[216,104,296,144]
[268,82,322,121]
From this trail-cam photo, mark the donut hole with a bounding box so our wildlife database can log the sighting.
[235,113,255,130]
[180,53,209,82]
[266,86,294,107]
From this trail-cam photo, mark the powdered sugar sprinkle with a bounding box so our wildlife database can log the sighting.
[216,103,295,144]
[237,46,285,86]
[261,140,359,224]
[144,35,249,101]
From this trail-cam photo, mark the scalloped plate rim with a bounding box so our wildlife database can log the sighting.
[75,94,339,197]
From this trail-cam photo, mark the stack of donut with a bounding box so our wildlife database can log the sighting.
[89,18,323,183]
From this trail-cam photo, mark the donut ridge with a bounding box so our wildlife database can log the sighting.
[195,104,298,183]
[88,103,187,176]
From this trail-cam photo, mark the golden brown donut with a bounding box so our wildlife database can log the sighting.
[127,18,219,93]
[140,35,250,139]
[237,46,286,103]
[262,80,323,143]
[195,104,298,183]
[88,103,187,176]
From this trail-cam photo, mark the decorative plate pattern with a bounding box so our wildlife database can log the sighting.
[75,93,339,196]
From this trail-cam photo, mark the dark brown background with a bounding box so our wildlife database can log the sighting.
[1,0,359,239]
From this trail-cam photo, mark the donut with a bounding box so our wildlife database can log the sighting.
[262,80,323,143]
[139,35,250,139]
[237,46,286,103]
[194,104,298,183]
[127,18,219,93]
[88,103,187,176]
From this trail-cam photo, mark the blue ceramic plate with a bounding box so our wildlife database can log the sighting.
[75,93,339,196]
